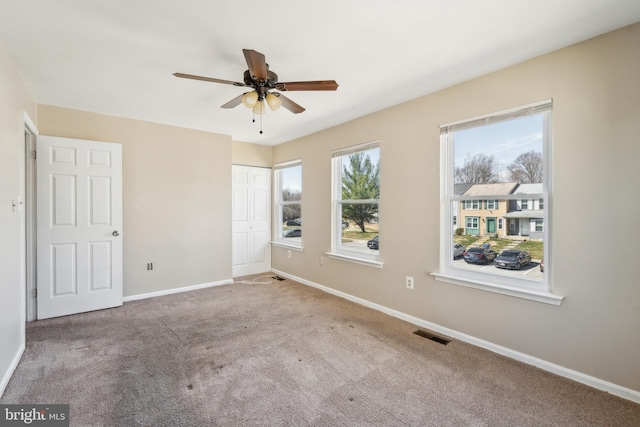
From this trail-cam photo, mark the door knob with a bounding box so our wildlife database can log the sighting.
[112,230,120,236]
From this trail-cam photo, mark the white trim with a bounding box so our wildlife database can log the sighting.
[0,343,25,398]
[430,272,563,305]
[24,113,38,322]
[271,268,639,404]
[271,241,304,251]
[440,99,552,131]
[23,111,38,135]
[122,279,233,302]
[325,252,383,268]
[273,158,302,169]
[331,140,380,157]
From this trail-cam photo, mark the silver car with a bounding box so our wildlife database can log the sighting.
[453,243,466,259]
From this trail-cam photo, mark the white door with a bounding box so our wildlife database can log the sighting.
[37,136,123,319]
[232,165,271,277]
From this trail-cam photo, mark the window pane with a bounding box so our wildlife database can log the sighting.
[452,207,544,280]
[339,203,379,255]
[275,162,302,246]
[341,147,380,201]
[282,165,302,201]
[281,203,302,241]
[449,109,547,284]
[454,114,543,186]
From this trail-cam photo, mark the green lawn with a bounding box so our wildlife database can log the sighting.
[342,229,378,241]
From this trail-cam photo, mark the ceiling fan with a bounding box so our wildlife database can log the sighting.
[174,49,338,117]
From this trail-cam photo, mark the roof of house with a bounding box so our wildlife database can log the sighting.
[514,183,543,194]
[462,182,519,196]
[454,183,473,196]
[503,210,545,219]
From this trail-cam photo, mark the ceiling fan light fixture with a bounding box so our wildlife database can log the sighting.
[266,93,283,111]
[242,91,258,108]
[252,100,266,115]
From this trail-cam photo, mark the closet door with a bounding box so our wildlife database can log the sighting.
[232,165,271,277]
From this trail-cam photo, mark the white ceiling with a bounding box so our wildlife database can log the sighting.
[2,1,640,146]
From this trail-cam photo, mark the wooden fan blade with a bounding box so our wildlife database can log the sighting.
[174,73,247,87]
[275,80,338,91]
[221,94,244,109]
[275,93,305,114]
[242,49,268,81]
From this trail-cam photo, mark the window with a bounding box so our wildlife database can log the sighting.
[535,219,543,232]
[539,198,544,209]
[328,141,381,267]
[466,217,479,229]
[464,200,480,210]
[434,100,562,305]
[273,160,302,248]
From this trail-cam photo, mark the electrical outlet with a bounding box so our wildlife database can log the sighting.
[147,263,153,271]
[287,250,291,259]
[406,276,414,289]
[319,256,324,266]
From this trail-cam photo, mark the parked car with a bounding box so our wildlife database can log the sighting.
[453,243,466,259]
[540,258,544,272]
[495,250,531,270]
[286,219,301,226]
[367,236,379,250]
[284,229,301,238]
[463,246,497,264]
[342,221,349,229]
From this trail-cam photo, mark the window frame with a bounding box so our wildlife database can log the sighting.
[272,159,303,250]
[432,100,562,305]
[327,141,382,268]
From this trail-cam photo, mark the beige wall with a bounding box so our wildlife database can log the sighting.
[232,140,273,167]
[38,106,233,297]
[0,37,37,393]
[272,23,640,392]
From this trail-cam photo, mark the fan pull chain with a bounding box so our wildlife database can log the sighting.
[260,113,263,134]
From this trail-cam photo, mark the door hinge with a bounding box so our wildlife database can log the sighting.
[32,289,37,298]
[31,150,36,159]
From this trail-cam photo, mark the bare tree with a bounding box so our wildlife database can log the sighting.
[455,154,498,184]
[507,151,543,183]
[282,188,301,221]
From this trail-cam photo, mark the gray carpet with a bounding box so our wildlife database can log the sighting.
[2,275,639,426]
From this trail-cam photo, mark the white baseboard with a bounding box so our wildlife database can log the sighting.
[271,268,640,404]
[0,343,25,399]
[123,279,234,302]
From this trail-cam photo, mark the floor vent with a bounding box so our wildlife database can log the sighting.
[272,276,286,281]
[413,329,451,345]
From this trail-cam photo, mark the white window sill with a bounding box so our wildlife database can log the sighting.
[271,241,304,251]
[430,272,564,306]
[326,252,383,269]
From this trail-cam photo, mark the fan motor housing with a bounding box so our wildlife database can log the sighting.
[243,69,279,89]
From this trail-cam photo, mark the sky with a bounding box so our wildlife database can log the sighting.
[282,165,302,192]
[454,113,544,177]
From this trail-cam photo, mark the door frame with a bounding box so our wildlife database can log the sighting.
[231,165,272,277]
[24,112,38,322]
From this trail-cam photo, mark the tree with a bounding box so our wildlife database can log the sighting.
[455,153,498,184]
[507,150,543,183]
[282,188,301,221]
[341,152,379,232]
